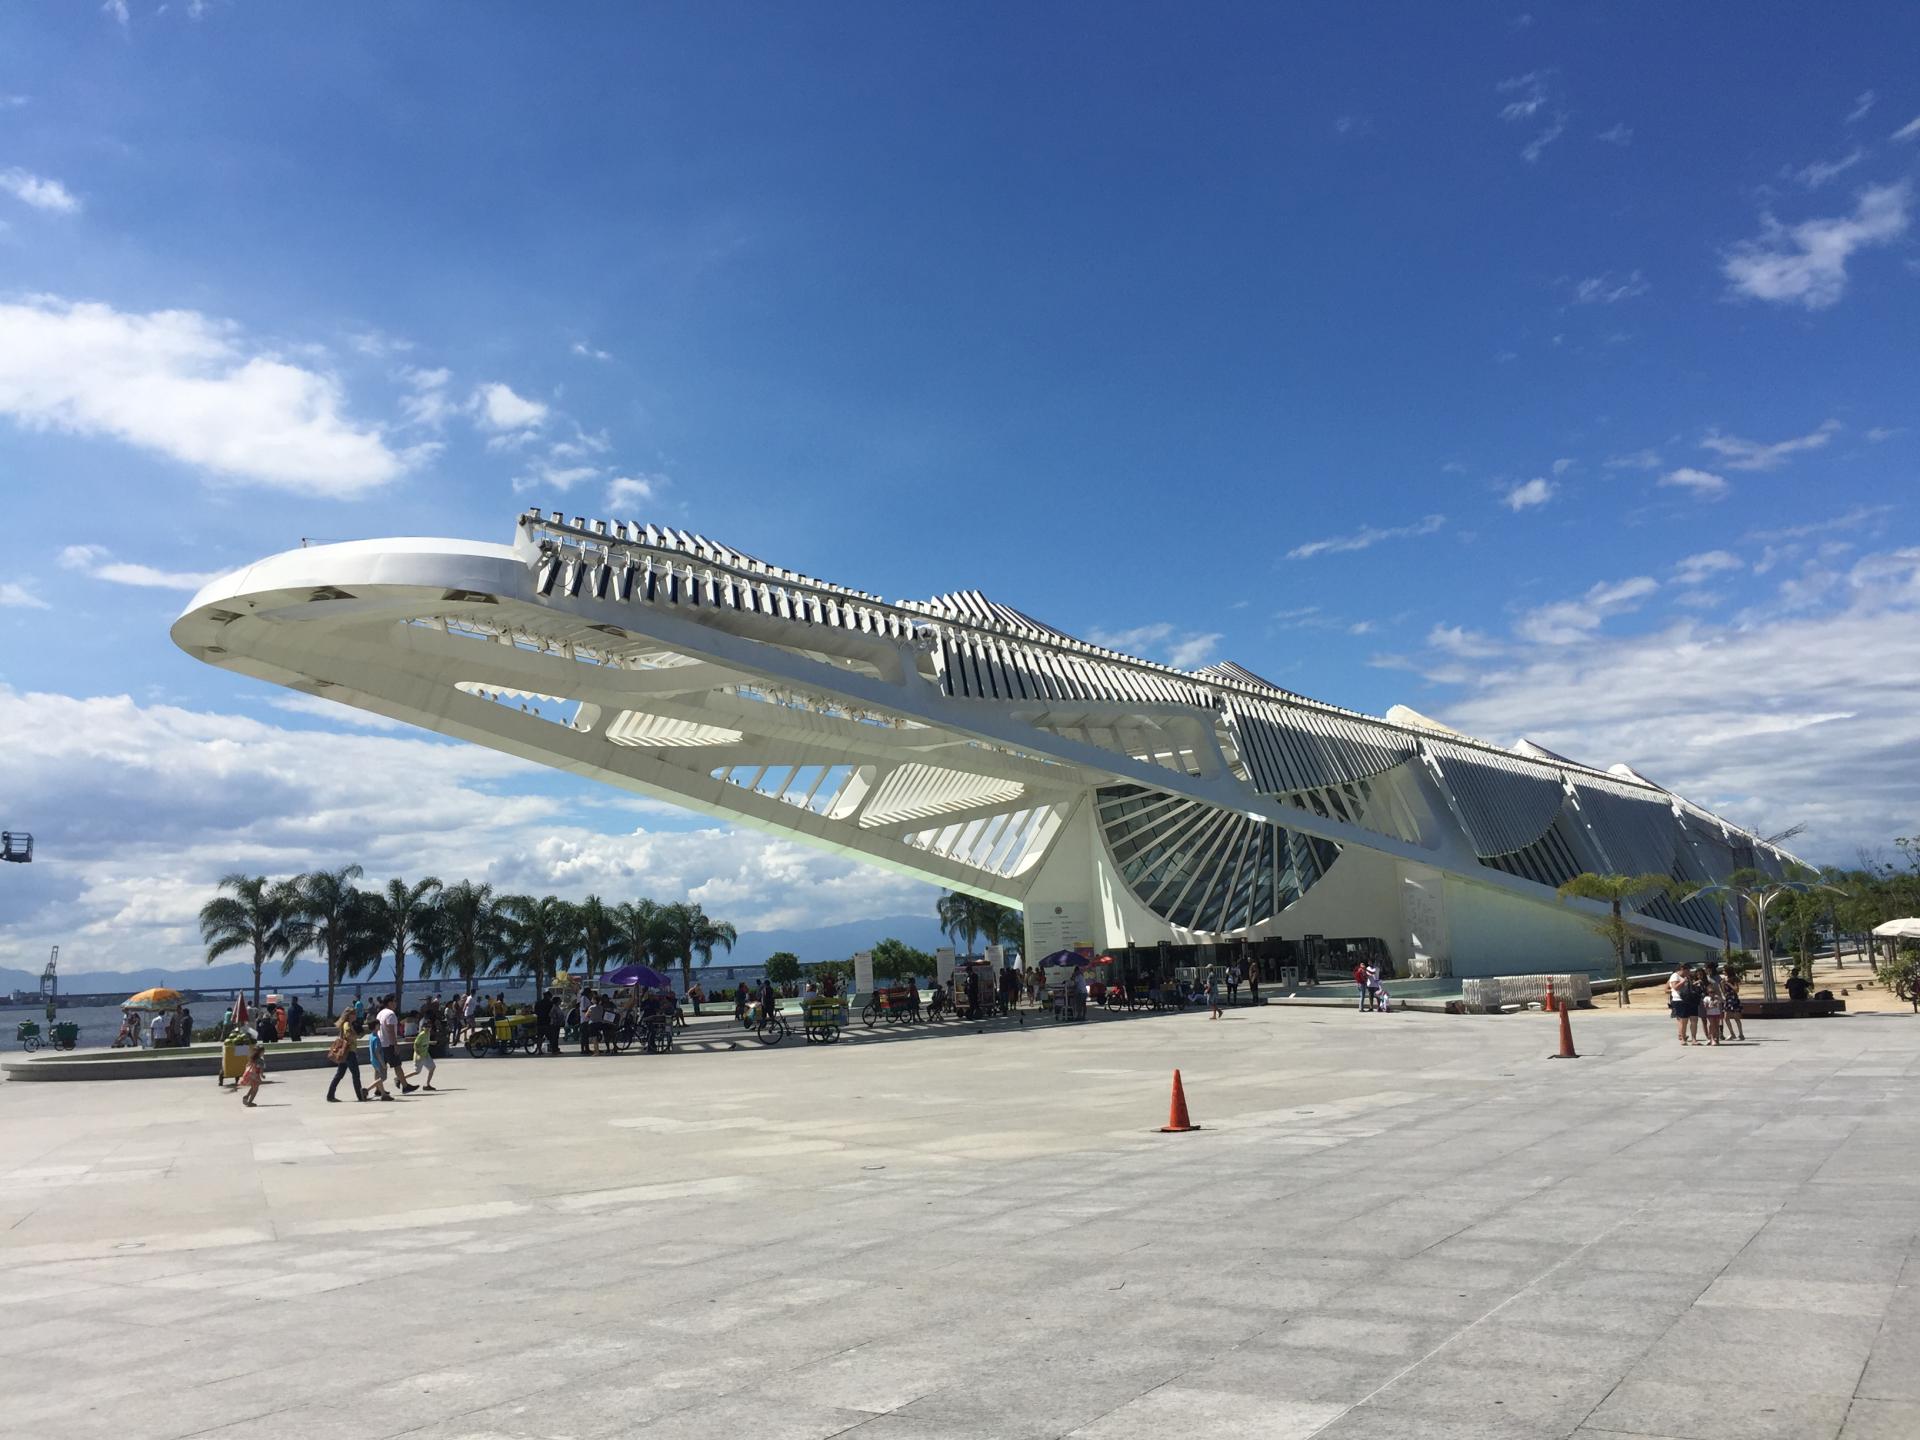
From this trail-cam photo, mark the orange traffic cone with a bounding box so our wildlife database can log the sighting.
[1543,979,1557,1013]
[1551,1003,1579,1060]
[1159,1069,1199,1132]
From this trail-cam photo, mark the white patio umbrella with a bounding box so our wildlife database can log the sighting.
[1871,918,1920,940]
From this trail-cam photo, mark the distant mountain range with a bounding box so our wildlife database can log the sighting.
[1,912,953,996]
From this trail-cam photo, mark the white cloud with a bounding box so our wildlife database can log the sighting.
[1595,123,1633,146]
[1658,467,1730,500]
[1846,91,1876,125]
[511,462,598,495]
[1604,448,1663,471]
[1497,71,1550,122]
[1503,477,1555,511]
[57,544,218,591]
[1165,632,1223,669]
[0,167,80,214]
[1785,150,1864,189]
[472,381,549,431]
[1550,458,1575,476]
[1722,181,1912,310]
[0,685,938,973]
[1894,115,1920,142]
[1700,420,1838,471]
[101,0,129,28]
[1287,513,1446,560]
[1435,548,1920,858]
[0,296,412,495]
[1522,115,1567,164]
[1428,623,1502,658]
[1514,576,1659,645]
[0,581,48,609]
[1673,550,1743,585]
[1866,426,1902,442]
[1084,621,1220,669]
[606,474,664,509]
[570,340,614,362]
[1572,270,1649,304]
[1745,504,1894,544]
[397,365,455,428]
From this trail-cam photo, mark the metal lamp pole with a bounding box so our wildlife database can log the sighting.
[1684,880,1849,1004]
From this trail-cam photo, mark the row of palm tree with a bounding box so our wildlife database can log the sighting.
[199,867,736,1014]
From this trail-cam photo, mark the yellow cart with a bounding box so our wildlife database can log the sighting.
[218,1033,259,1087]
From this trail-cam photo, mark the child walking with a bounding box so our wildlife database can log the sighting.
[410,1016,437,1092]
[238,1045,263,1106]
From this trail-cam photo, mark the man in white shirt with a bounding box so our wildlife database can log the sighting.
[376,999,417,1093]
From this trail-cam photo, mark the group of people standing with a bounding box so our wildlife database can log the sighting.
[1352,959,1392,1014]
[1667,963,1745,1046]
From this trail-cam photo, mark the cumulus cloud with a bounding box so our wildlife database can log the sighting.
[606,474,665,509]
[1287,513,1446,560]
[472,381,549,431]
[1427,624,1502,658]
[58,544,219,591]
[0,686,935,973]
[1435,548,1920,858]
[1514,576,1659,645]
[0,296,414,495]
[1700,420,1838,471]
[1503,478,1555,511]
[1722,182,1911,310]
[0,167,79,213]
[1658,467,1730,500]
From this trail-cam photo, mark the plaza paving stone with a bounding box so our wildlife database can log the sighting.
[2,1003,1917,1439]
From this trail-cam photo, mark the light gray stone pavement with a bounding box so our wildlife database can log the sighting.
[2,1003,1918,1440]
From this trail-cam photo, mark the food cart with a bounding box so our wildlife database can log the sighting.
[800,995,846,1043]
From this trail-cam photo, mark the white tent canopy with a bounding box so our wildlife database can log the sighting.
[1871,918,1920,940]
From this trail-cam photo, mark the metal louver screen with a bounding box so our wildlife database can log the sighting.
[1425,741,1566,859]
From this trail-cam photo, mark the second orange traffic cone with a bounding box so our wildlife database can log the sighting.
[1551,1002,1579,1060]
[1160,1068,1200,1132]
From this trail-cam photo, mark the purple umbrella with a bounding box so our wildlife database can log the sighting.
[1037,950,1084,969]
[602,963,674,991]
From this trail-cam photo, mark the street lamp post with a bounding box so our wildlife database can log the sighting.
[1683,879,1848,1004]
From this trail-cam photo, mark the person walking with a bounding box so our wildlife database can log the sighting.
[285,996,305,1040]
[535,988,555,1056]
[375,996,417,1093]
[327,1005,368,1102]
[1225,964,1239,1008]
[734,981,750,1025]
[1246,962,1260,1007]
[411,1018,438,1091]
[237,1045,264,1107]
[1208,966,1224,1020]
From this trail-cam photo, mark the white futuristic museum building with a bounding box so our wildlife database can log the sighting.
[173,510,1800,980]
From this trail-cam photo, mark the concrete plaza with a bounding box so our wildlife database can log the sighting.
[2,1002,1917,1440]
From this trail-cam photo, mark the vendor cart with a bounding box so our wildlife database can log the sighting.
[800,996,845,1044]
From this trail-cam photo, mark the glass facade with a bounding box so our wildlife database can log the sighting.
[1097,784,1340,936]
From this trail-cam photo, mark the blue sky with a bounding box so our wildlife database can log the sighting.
[2,3,1918,971]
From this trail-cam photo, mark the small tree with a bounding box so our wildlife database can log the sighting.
[764,951,802,986]
[1556,872,1675,1006]
[1874,946,1920,1012]
[871,937,934,984]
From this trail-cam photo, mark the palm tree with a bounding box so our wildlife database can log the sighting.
[1556,872,1676,1006]
[497,893,583,993]
[653,900,736,992]
[615,898,664,973]
[429,880,501,996]
[978,900,1025,958]
[577,894,624,981]
[200,873,303,1007]
[291,864,365,1019]
[368,876,442,1009]
[937,891,988,959]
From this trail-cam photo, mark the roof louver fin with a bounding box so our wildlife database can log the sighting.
[1425,740,1566,858]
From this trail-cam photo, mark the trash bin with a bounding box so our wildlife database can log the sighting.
[219,1032,258,1087]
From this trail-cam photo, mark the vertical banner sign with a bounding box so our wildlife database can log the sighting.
[853,949,874,1000]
